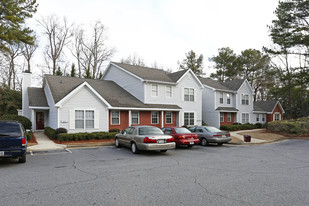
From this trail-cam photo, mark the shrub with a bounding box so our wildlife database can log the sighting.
[26,132,32,141]
[267,118,309,135]
[44,127,56,139]
[57,132,117,142]
[220,123,257,131]
[54,128,68,140]
[109,129,120,133]
[0,115,32,130]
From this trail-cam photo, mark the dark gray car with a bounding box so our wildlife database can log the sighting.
[115,126,176,154]
[189,126,231,146]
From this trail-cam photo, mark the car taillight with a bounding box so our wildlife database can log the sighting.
[21,138,26,146]
[166,137,174,142]
[213,135,221,137]
[194,134,198,139]
[144,137,157,143]
[226,134,231,137]
[179,135,184,139]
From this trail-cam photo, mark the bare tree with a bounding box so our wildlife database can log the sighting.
[38,15,73,75]
[120,53,145,66]
[21,33,38,72]
[71,21,114,79]
[7,43,23,89]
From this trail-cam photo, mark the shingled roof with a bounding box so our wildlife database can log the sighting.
[198,77,247,92]
[44,75,180,110]
[28,88,48,107]
[254,100,279,113]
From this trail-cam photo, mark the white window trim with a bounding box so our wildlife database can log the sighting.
[241,113,249,124]
[220,113,224,122]
[165,112,173,124]
[165,86,173,98]
[184,112,195,126]
[227,113,232,122]
[241,94,250,105]
[184,88,195,102]
[151,84,159,97]
[256,114,260,122]
[273,112,281,121]
[74,109,95,129]
[219,92,224,104]
[131,111,140,124]
[151,111,159,124]
[111,110,120,125]
[227,93,231,105]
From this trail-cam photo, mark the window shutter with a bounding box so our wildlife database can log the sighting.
[70,110,75,129]
[194,89,197,102]
[94,110,99,129]
[181,88,184,101]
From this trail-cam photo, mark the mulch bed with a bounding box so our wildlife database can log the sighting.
[28,133,38,146]
[52,139,114,144]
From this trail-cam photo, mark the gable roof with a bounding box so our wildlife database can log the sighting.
[44,75,180,110]
[221,79,246,91]
[28,88,48,107]
[198,77,233,92]
[254,100,284,113]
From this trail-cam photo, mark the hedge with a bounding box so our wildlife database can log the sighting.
[57,132,118,142]
[267,117,309,135]
[220,123,260,131]
[44,127,56,139]
[0,115,32,130]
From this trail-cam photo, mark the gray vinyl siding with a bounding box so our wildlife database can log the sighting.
[202,88,220,128]
[44,82,58,129]
[103,64,145,102]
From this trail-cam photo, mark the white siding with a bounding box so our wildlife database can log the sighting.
[202,87,220,128]
[103,65,145,102]
[59,86,108,133]
[44,82,58,129]
[236,81,254,124]
[144,83,176,104]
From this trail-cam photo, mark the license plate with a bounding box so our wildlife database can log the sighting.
[157,140,165,144]
[222,135,226,138]
[190,141,194,145]
[0,151,4,156]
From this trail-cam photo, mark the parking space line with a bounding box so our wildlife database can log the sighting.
[66,149,72,153]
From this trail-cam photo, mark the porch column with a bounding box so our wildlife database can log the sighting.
[31,109,35,132]
[161,111,164,128]
[128,110,132,126]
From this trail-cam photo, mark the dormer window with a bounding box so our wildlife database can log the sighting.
[152,84,158,97]
[241,94,249,105]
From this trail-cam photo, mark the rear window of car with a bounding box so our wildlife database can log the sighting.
[0,123,22,137]
[204,126,222,133]
[139,127,163,135]
[174,128,191,134]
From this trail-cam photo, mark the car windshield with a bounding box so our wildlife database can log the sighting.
[0,123,22,137]
[139,127,163,135]
[174,127,191,134]
[204,126,222,133]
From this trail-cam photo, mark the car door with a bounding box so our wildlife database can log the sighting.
[194,127,206,140]
[121,127,134,147]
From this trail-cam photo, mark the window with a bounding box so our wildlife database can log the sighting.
[262,114,265,122]
[256,114,260,122]
[131,111,139,124]
[165,112,172,124]
[241,94,249,105]
[227,93,231,104]
[227,113,232,122]
[219,92,223,104]
[151,84,158,96]
[184,88,194,102]
[111,111,120,125]
[242,113,249,124]
[220,113,224,122]
[166,86,172,98]
[151,112,159,124]
[274,113,280,121]
[184,112,194,126]
[75,110,94,129]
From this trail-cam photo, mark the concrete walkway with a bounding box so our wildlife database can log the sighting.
[230,129,267,143]
[28,132,67,152]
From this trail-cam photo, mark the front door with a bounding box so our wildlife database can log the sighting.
[36,112,45,130]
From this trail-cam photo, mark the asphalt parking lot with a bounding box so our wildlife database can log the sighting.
[1,140,309,206]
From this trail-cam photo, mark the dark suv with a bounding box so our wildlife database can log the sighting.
[0,121,27,163]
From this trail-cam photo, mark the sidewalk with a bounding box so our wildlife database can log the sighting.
[27,132,67,152]
[230,129,268,143]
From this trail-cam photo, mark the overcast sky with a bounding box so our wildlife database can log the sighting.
[28,0,280,76]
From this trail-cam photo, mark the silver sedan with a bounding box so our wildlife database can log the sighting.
[115,126,176,154]
[189,126,232,146]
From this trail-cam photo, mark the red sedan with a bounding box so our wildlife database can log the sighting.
[162,127,199,147]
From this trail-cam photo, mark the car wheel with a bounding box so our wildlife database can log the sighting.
[201,138,208,146]
[160,150,167,153]
[218,143,223,146]
[131,142,139,154]
[115,138,121,148]
[18,153,26,163]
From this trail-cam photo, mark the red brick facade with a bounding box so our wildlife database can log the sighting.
[220,112,235,126]
[109,110,177,131]
[267,104,283,122]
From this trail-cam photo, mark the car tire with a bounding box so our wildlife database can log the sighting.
[201,138,208,146]
[160,150,167,153]
[115,138,121,148]
[131,142,139,154]
[218,143,223,146]
[18,153,26,163]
